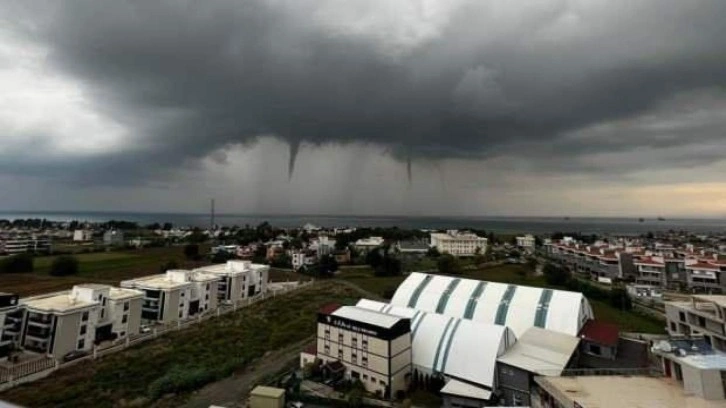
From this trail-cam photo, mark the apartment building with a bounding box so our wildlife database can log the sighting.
[72,229,93,242]
[353,236,385,253]
[516,234,536,252]
[194,260,268,304]
[0,235,51,255]
[686,260,726,293]
[429,230,487,256]
[16,284,145,360]
[651,337,726,401]
[20,290,100,359]
[291,250,316,271]
[121,269,218,324]
[315,305,412,399]
[634,256,666,286]
[0,292,21,360]
[666,296,726,352]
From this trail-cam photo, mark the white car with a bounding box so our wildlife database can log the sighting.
[140,325,152,333]
[287,402,304,408]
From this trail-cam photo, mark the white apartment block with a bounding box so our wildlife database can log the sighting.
[194,260,269,304]
[430,230,487,256]
[72,229,93,242]
[291,250,316,271]
[666,295,726,352]
[121,270,218,324]
[0,292,21,360]
[313,305,412,399]
[516,234,536,251]
[17,284,139,360]
[354,237,385,253]
[0,235,52,255]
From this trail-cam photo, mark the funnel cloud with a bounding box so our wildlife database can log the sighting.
[1,1,726,215]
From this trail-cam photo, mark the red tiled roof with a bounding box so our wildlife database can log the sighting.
[319,303,341,315]
[579,319,619,347]
[633,257,664,267]
[686,262,721,270]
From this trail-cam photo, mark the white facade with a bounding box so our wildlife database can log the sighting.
[516,235,536,251]
[312,236,337,256]
[72,230,93,242]
[430,230,487,256]
[71,284,144,340]
[354,237,385,252]
[194,260,269,303]
[292,251,316,271]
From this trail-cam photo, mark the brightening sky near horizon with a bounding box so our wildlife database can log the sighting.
[2,1,726,217]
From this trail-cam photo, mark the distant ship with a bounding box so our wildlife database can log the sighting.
[564,216,570,221]
[657,216,666,221]
[638,217,645,222]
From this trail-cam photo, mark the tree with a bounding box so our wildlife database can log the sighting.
[211,250,235,264]
[515,266,528,281]
[426,246,441,258]
[526,257,538,271]
[50,255,79,276]
[162,222,173,231]
[0,253,34,274]
[159,260,179,273]
[366,248,384,268]
[543,263,570,286]
[183,244,200,260]
[609,288,633,311]
[437,254,461,275]
[271,253,292,268]
[319,255,339,277]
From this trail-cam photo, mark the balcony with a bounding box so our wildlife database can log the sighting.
[24,332,51,342]
[27,318,52,328]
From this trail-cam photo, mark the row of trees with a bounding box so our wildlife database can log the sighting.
[0,253,79,276]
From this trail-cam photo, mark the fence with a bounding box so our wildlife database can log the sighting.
[0,280,315,391]
[537,367,663,377]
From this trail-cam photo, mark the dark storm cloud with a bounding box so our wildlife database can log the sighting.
[4,0,726,184]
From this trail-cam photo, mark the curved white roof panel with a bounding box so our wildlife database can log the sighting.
[390,273,593,336]
[356,299,515,390]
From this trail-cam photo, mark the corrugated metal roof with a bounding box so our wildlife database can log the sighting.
[356,299,515,390]
[390,273,593,336]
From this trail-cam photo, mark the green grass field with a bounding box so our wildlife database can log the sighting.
[0,281,362,408]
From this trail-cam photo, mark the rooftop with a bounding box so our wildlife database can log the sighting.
[686,262,721,270]
[122,274,191,290]
[497,327,580,375]
[108,287,144,300]
[22,291,98,314]
[693,295,726,308]
[440,379,491,401]
[71,283,110,290]
[332,306,406,329]
[579,319,619,347]
[249,386,285,399]
[535,375,724,408]
[652,338,726,370]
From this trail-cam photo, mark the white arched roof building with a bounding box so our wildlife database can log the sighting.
[357,299,516,396]
[389,273,593,336]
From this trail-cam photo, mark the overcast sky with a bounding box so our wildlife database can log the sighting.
[2,1,726,217]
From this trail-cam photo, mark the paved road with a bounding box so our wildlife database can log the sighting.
[181,337,315,408]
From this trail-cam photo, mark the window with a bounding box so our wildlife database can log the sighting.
[588,344,602,356]
[324,344,330,354]
[674,362,683,382]
[679,311,686,322]
[351,371,360,379]
[206,283,210,290]
[82,311,89,322]
[122,314,128,324]
[205,294,209,300]
[362,356,368,367]
[338,333,344,343]
[80,325,87,335]
[181,292,185,297]
[363,374,368,380]
[379,379,385,385]
[721,371,726,398]
[338,349,344,360]
[77,339,85,350]
[98,294,103,301]
[124,302,129,311]
[100,309,105,319]
[513,394,523,406]
[352,337,358,348]
[670,322,677,332]
[351,352,357,363]
[102,298,107,306]
[325,329,330,340]
[362,339,368,350]
[120,331,125,337]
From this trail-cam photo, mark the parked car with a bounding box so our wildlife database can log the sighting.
[140,325,152,333]
[62,350,89,362]
[287,402,304,408]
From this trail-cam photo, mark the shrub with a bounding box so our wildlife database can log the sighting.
[183,244,200,260]
[0,253,34,273]
[49,255,79,276]
[436,254,461,275]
